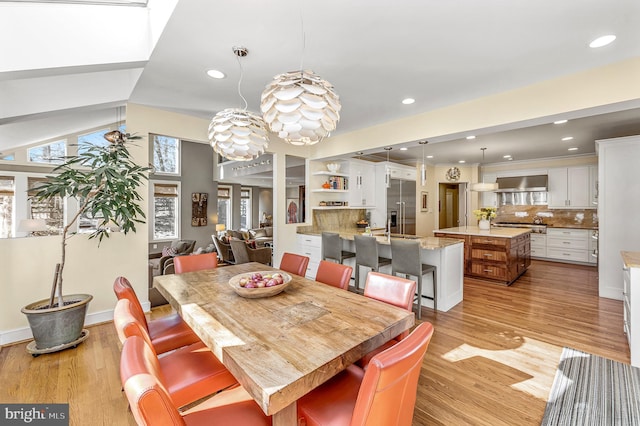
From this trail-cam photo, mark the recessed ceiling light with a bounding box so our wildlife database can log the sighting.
[458,160,466,164]
[589,35,616,48]
[207,69,226,79]
[503,154,512,158]
[554,120,568,124]
[426,155,434,159]
[568,147,579,151]
[466,135,476,140]
[402,98,415,105]
[400,147,408,151]
[562,136,574,141]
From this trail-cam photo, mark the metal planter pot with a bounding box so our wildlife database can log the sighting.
[21,294,93,352]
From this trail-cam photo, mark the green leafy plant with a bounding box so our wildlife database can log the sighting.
[30,134,150,308]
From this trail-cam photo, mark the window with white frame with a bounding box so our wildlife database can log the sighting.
[28,140,66,164]
[153,135,180,175]
[152,181,180,240]
[240,187,251,230]
[0,176,14,238]
[27,177,64,235]
[217,186,231,231]
[78,128,110,154]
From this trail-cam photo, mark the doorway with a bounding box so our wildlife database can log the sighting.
[438,182,468,229]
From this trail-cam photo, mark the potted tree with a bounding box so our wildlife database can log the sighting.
[21,130,149,355]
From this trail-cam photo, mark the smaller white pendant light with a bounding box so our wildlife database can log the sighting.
[471,147,499,192]
[419,140,428,186]
[209,47,269,161]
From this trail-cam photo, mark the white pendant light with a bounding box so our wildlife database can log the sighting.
[384,147,392,188]
[209,47,269,161]
[419,140,428,186]
[471,147,499,192]
[261,70,340,145]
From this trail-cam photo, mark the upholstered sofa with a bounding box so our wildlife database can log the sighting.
[148,239,196,307]
[226,227,273,247]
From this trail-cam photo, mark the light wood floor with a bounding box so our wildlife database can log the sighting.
[0,260,629,425]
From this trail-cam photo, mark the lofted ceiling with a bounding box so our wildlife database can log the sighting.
[1,0,640,170]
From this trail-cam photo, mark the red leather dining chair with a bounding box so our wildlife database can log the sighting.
[113,276,199,354]
[174,252,218,274]
[121,335,271,426]
[357,271,416,368]
[296,322,434,426]
[279,252,310,276]
[115,299,238,409]
[315,260,352,290]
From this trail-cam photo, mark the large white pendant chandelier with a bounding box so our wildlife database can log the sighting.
[208,47,269,161]
[260,70,341,145]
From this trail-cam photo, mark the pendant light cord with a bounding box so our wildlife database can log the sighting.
[299,0,306,71]
[235,52,248,111]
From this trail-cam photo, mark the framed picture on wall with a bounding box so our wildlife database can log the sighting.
[421,191,429,212]
[287,199,299,223]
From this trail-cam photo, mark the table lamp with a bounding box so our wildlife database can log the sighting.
[18,218,48,236]
[216,223,226,237]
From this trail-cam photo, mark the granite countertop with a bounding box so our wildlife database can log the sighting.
[622,251,640,269]
[296,229,462,250]
[435,226,531,238]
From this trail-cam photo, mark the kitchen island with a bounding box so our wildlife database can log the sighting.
[434,226,531,285]
[297,230,464,312]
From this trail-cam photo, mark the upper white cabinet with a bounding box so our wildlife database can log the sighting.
[348,159,375,208]
[547,166,594,209]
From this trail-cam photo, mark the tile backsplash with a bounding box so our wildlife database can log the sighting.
[495,205,598,228]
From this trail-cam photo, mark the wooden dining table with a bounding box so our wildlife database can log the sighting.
[154,262,415,426]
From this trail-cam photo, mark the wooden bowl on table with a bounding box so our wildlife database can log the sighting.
[228,271,293,298]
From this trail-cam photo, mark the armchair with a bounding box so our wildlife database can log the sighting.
[212,236,235,264]
[229,239,272,266]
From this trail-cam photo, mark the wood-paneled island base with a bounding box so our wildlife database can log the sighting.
[434,226,531,285]
[154,262,415,426]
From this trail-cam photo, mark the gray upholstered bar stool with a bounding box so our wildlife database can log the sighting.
[322,232,356,264]
[354,235,391,293]
[390,238,436,319]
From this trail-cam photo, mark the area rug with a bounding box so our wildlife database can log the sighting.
[542,347,640,425]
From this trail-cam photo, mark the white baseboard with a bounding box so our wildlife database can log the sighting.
[1,307,117,347]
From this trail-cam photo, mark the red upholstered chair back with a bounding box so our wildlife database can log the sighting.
[113,299,157,356]
[364,272,416,311]
[113,276,148,330]
[174,253,218,274]
[315,260,352,290]
[351,322,434,426]
[279,252,309,276]
[364,272,416,340]
[121,335,187,426]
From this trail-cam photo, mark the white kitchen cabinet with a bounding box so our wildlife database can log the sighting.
[296,234,322,279]
[622,252,640,367]
[530,234,547,258]
[546,228,591,263]
[589,165,598,207]
[348,159,376,208]
[547,166,593,209]
[589,230,598,264]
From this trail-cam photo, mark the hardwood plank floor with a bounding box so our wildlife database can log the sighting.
[0,260,628,425]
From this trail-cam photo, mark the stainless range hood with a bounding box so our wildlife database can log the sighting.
[495,175,548,192]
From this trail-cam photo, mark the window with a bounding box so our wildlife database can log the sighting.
[217,186,231,231]
[240,187,251,229]
[153,135,180,175]
[78,129,110,154]
[0,153,15,161]
[152,181,180,240]
[0,176,14,238]
[28,140,66,164]
[28,177,64,235]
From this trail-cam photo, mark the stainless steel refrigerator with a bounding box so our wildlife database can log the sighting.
[387,178,416,235]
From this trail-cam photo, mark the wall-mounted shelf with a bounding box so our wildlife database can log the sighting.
[312,189,348,193]
[312,171,349,178]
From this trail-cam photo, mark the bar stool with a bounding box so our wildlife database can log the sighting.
[322,232,355,264]
[390,239,436,319]
[354,235,391,293]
